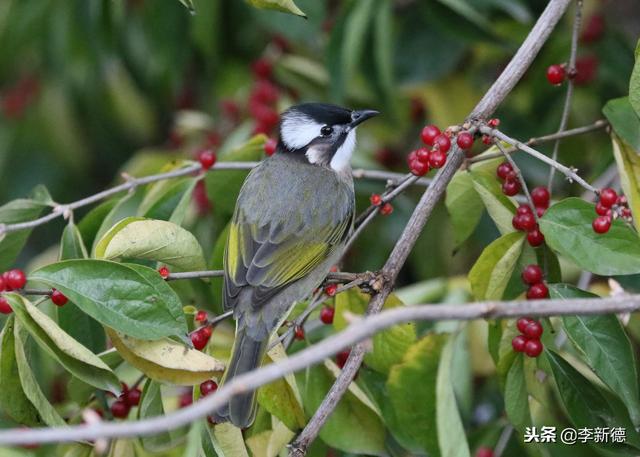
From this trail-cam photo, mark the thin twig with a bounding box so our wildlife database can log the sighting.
[495,141,539,224]
[482,127,597,194]
[1,293,638,445]
[468,119,608,164]
[548,0,582,191]
[292,1,573,453]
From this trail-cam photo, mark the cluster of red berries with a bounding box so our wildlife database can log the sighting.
[407,124,456,176]
[0,269,28,314]
[508,191,549,248]
[511,317,544,358]
[110,383,142,419]
[546,55,599,87]
[522,264,549,300]
[496,161,521,196]
[369,193,393,216]
[592,188,632,234]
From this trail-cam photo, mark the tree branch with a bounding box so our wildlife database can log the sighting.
[0,293,638,445]
[291,0,573,453]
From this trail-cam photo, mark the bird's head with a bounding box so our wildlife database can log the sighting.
[277,103,379,172]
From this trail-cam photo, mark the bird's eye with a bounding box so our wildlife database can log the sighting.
[321,126,333,136]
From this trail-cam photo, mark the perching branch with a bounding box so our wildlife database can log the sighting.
[291,0,574,453]
[1,293,638,446]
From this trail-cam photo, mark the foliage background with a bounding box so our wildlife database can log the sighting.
[1,0,640,456]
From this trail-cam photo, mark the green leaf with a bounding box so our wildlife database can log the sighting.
[445,171,484,246]
[13,321,66,426]
[57,222,105,353]
[469,232,525,301]
[209,422,250,457]
[334,287,416,374]
[301,363,385,455]
[77,199,118,250]
[539,198,640,275]
[205,135,266,218]
[612,134,640,232]
[629,39,640,119]
[137,380,174,451]
[603,97,640,151]
[257,343,306,431]
[547,350,640,453]
[7,294,120,393]
[436,333,471,457]
[385,333,448,454]
[0,197,47,270]
[95,217,206,271]
[0,316,41,425]
[504,355,531,431]
[106,328,224,385]
[469,169,517,234]
[137,160,198,225]
[91,190,145,255]
[247,0,306,17]
[549,284,640,427]
[30,259,188,340]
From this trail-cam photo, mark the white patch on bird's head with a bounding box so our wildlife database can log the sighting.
[280,112,323,150]
[330,129,356,172]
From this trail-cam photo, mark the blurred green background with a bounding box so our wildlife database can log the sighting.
[0,0,638,284]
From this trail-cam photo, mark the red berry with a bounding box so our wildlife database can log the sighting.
[415,147,430,162]
[595,202,609,216]
[617,195,628,206]
[50,289,68,307]
[294,325,305,340]
[433,134,451,153]
[476,447,494,457]
[198,150,216,170]
[320,306,335,325]
[410,159,430,176]
[191,328,210,350]
[482,135,493,145]
[535,206,546,218]
[527,283,549,300]
[516,204,533,216]
[6,269,26,290]
[521,265,543,285]
[487,118,500,128]
[524,321,543,339]
[370,194,382,206]
[531,186,550,208]
[512,215,524,231]
[111,400,130,419]
[420,125,441,146]
[524,339,543,358]
[158,266,170,279]
[179,390,193,408]
[496,162,513,180]
[126,388,141,407]
[527,227,545,247]
[518,213,536,231]
[0,297,12,314]
[456,131,474,150]
[324,284,338,297]
[336,349,350,368]
[428,149,447,168]
[580,14,604,44]
[502,179,520,196]
[546,64,566,85]
[573,55,598,85]
[380,203,393,216]
[251,58,273,79]
[195,310,207,322]
[516,317,533,334]
[199,380,218,397]
[201,326,213,339]
[592,216,611,234]
[264,138,277,156]
[512,335,527,352]
[599,188,617,208]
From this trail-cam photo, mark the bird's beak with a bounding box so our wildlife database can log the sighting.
[348,109,379,130]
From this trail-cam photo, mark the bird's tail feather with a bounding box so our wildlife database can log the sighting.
[215,326,267,428]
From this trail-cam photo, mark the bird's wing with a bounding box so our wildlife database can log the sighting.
[223,158,353,312]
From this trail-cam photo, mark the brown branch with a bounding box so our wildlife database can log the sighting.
[290,0,574,454]
[1,293,638,445]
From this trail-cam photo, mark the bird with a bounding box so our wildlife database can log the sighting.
[215,102,378,428]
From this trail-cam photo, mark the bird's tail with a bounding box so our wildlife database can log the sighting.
[215,326,267,428]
